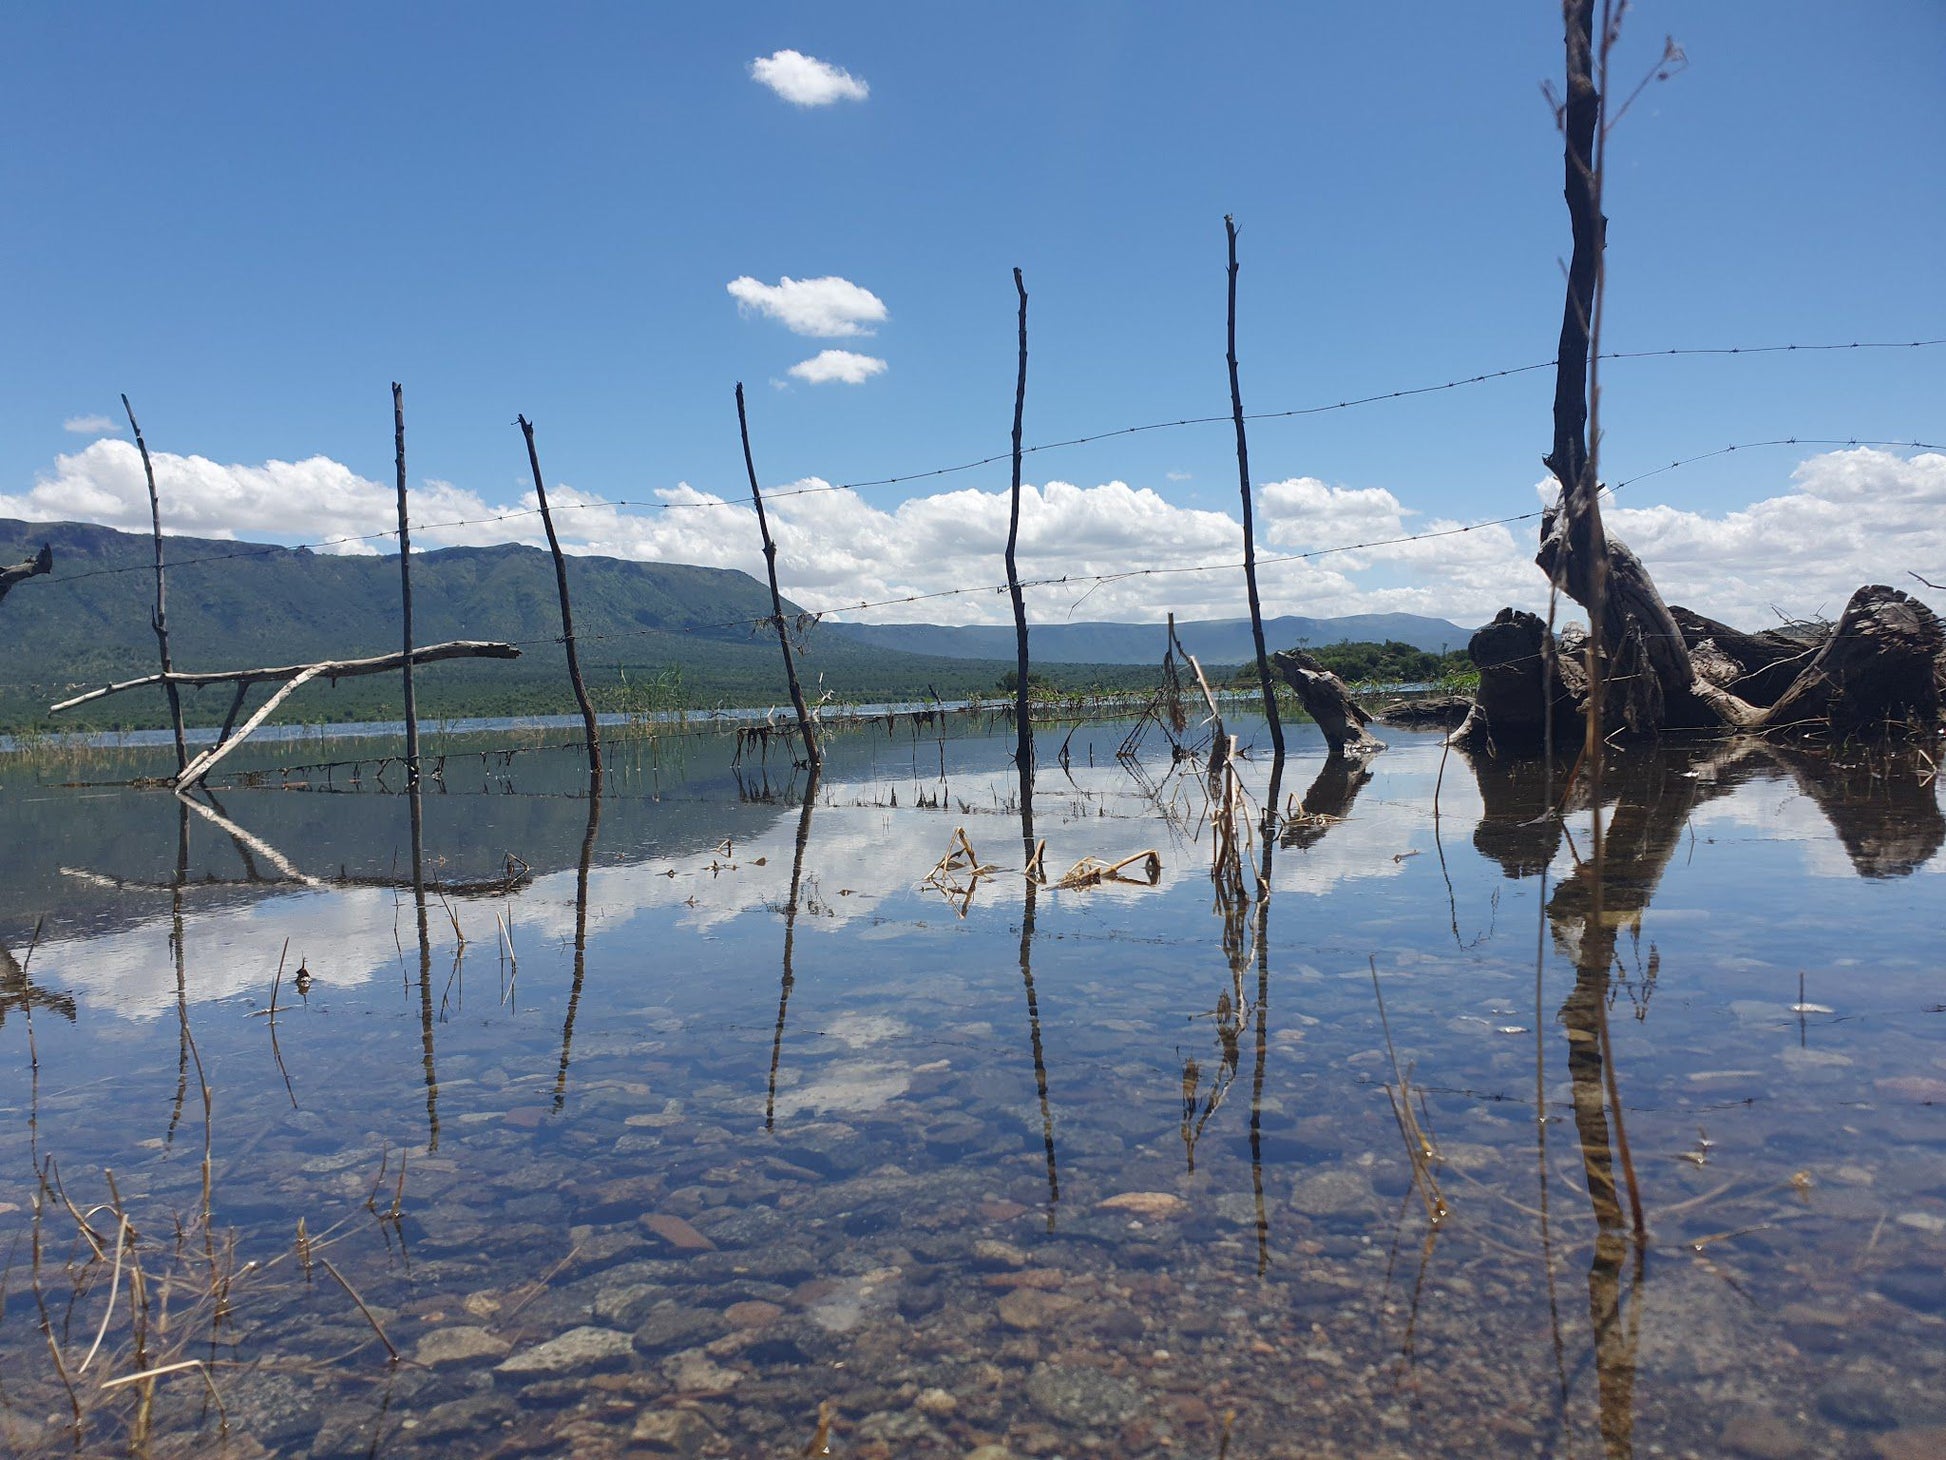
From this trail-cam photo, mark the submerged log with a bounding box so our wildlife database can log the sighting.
[1271,649,1382,756]
[1669,607,1827,708]
[1368,693,1472,730]
[0,544,52,605]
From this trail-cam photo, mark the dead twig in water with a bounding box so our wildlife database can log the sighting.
[319,1258,397,1363]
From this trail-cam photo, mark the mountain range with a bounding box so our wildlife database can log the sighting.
[0,518,1470,728]
[824,612,1468,663]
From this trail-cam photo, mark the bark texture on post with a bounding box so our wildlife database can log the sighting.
[1006,268,1034,779]
[1534,0,1694,737]
[1225,216,1285,760]
[393,383,421,786]
[519,415,603,788]
[124,396,188,773]
[0,545,51,606]
[736,382,820,773]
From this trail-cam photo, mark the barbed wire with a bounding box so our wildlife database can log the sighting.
[23,334,1946,592]
[484,433,1945,654]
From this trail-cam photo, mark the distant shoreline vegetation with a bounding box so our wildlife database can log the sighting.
[0,642,1470,738]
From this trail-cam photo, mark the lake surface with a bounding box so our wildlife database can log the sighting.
[2,714,1943,1458]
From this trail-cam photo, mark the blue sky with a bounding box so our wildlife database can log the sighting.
[4,2,1943,628]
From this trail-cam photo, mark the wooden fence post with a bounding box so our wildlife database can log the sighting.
[123,396,188,774]
[393,383,420,786]
[1224,217,1286,762]
[735,382,821,773]
[519,416,603,788]
[1006,268,1034,780]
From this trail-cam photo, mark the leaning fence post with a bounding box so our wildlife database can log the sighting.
[519,415,602,789]
[735,382,821,773]
[1225,216,1286,761]
[123,395,188,774]
[392,383,420,786]
[1006,268,1033,780]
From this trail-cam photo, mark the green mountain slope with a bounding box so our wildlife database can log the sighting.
[0,520,1158,730]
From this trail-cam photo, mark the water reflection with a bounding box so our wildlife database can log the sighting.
[3,720,1942,1458]
[765,771,819,1132]
[1017,761,1060,1225]
[552,773,605,1112]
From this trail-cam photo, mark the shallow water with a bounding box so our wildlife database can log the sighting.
[2,716,1942,1458]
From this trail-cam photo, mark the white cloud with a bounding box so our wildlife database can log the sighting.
[788,349,887,386]
[1600,448,1946,626]
[1165,470,1192,482]
[750,49,869,106]
[0,440,504,555]
[11,441,1942,638]
[64,413,120,436]
[727,275,887,338]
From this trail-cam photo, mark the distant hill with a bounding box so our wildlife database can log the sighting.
[0,519,1149,728]
[825,612,1473,663]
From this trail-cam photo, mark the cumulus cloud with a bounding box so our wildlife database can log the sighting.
[64,414,121,436]
[1600,448,1946,626]
[727,275,886,338]
[0,440,505,555]
[788,349,887,386]
[750,49,869,106]
[10,441,1941,635]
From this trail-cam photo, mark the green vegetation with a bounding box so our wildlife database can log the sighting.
[1222,640,1478,694]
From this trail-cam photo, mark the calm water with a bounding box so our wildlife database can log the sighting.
[2,716,1942,1458]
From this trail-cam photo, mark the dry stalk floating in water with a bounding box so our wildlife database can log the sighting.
[1057,850,1162,890]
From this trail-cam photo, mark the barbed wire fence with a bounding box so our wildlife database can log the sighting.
[10,335,1944,733]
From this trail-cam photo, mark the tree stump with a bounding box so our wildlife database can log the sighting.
[1271,649,1383,756]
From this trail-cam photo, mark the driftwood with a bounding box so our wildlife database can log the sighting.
[51,640,520,711]
[0,544,52,605]
[1689,585,1943,737]
[49,639,520,790]
[1669,607,1826,707]
[1455,587,1942,751]
[1270,649,1383,756]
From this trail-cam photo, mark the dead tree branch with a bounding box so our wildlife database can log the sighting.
[0,544,52,606]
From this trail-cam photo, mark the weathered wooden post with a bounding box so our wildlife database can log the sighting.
[1006,268,1034,780]
[392,383,421,786]
[518,416,602,788]
[123,396,188,774]
[1224,216,1285,763]
[735,382,821,773]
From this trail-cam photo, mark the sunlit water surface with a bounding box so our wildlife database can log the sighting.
[2,716,1942,1458]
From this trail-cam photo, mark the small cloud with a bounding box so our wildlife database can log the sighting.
[64,414,121,436]
[728,274,887,337]
[750,49,869,106]
[1165,470,1192,482]
[789,350,888,386]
